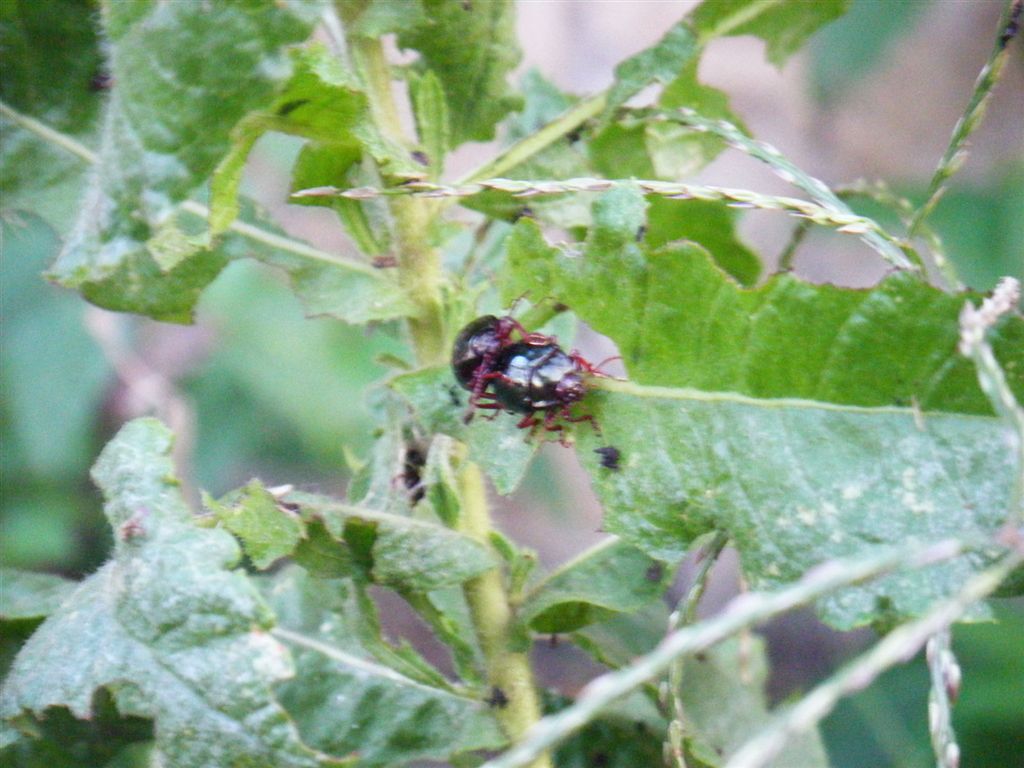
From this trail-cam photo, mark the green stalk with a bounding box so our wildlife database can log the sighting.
[455,453,552,768]
[341,9,445,365]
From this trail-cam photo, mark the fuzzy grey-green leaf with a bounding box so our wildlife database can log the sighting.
[0,418,341,767]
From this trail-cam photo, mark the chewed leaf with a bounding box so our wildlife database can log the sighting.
[689,0,850,67]
[0,419,344,767]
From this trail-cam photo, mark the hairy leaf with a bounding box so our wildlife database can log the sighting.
[397,0,523,145]
[520,538,673,633]
[266,568,505,767]
[46,1,324,321]
[0,570,76,623]
[205,480,304,569]
[216,200,415,325]
[0,419,341,767]
[690,0,850,67]
[0,0,102,230]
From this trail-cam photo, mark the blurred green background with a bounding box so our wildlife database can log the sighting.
[2,0,1022,765]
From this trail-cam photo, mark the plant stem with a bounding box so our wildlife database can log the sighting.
[908,0,1022,240]
[665,531,730,768]
[455,453,552,768]
[341,10,446,365]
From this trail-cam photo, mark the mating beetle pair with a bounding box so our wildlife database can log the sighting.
[451,313,611,441]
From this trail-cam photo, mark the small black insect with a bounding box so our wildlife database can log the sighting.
[399,443,427,504]
[594,445,620,471]
[644,563,664,583]
[485,686,508,709]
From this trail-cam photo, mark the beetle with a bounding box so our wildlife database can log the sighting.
[451,314,550,420]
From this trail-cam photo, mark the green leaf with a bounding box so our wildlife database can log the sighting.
[217,200,415,325]
[266,567,506,767]
[209,477,495,592]
[647,60,747,180]
[645,197,761,285]
[464,70,593,228]
[575,389,1013,626]
[690,0,850,67]
[677,636,830,767]
[505,190,1023,411]
[46,1,324,321]
[0,418,341,767]
[0,0,103,230]
[572,602,671,671]
[206,481,304,569]
[397,0,523,146]
[520,539,673,633]
[211,44,419,237]
[286,490,497,592]
[605,21,700,115]
[410,69,450,180]
[503,190,1022,626]
[0,570,76,623]
[389,367,540,495]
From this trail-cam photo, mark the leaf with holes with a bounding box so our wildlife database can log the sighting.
[0,419,344,767]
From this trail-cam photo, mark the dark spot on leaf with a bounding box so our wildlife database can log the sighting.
[635,720,648,734]
[276,99,308,116]
[591,752,609,767]
[461,0,472,9]
[448,385,463,407]
[635,224,647,242]
[486,686,509,708]
[512,206,535,222]
[695,652,708,662]
[89,70,113,91]
[411,150,430,166]
[400,443,427,504]
[566,127,583,143]
[645,563,664,582]
[372,255,399,269]
[552,302,569,313]
[594,445,621,471]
